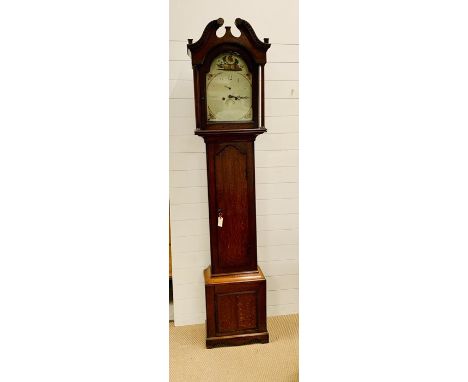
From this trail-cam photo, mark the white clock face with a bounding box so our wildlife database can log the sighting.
[206,53,252,122]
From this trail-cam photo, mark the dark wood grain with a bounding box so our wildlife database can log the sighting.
[188,19,270,348]
[188,18,270,130]
[216,293,238,333]
[187,18,270,66]
[214,144,250,272]
[260,64,265,127]
[203,135,262,275]
[206,332,269,349]
[204,266,269,347]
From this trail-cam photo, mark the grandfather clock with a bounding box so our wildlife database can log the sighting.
[187,18,270,348]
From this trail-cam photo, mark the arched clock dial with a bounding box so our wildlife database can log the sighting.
[206,53,252,122]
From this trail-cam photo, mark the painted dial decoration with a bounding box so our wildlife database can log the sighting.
[206,53,252,122]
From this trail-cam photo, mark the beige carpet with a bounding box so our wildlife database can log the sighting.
[170,314,298,382]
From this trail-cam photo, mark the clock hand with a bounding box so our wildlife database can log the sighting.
[224,85,231,90]
[228,95,249,100]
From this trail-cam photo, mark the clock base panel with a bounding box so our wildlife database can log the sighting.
[204,266,269,348]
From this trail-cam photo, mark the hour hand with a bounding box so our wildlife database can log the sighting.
[224,85,231,90]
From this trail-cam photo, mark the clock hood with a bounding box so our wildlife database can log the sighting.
[187,18,271,66]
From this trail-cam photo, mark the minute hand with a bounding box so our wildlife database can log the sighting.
[228,95,249,100]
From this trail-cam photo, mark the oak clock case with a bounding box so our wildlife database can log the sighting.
[187,18,270,348]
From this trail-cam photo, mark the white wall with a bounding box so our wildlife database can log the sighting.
[170,0,298,326]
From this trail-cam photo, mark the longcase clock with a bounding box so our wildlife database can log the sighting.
[187,18,271,348]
